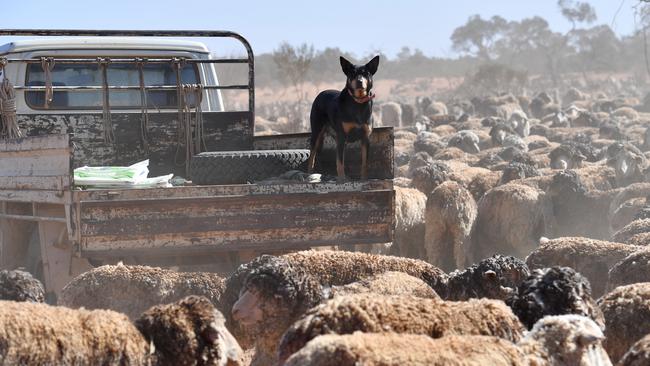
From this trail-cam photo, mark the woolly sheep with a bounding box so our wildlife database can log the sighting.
[60,264,225,319]
[285,315,611,366]
[507,266,604,330]
[447,130,481,154]
[518,315,612,366]
[468,183,553,264]
[393,187,427,259]
[220,250,449,347]
[526,237,642,298]
[607,249,650,292]
[277,294,525,364]
[284,333,524,366]
[618,334,650,366]
[413,131,443,156]
[0,295,242,366]
[598,283,650,362]
[0,269,44,303]
[231,260,439,366]
[410,160,450,194]
[613,218,650,246]
[380,102,402,127]
[447,254,529,302]
[424,181,477,271]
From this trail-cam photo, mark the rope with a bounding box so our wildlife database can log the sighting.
[178,84,205,176]
[0,78,22,139]
[98,57,115,144]
[40,57,55,108]
[136,58,150,153]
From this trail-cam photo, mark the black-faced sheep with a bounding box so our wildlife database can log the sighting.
[499,161,540,185]
[447,255,530,302]
[0,269,44,303]
[468,183,554,264]
[410,160,450,194]
[277,294,525,364]
[606,249,650,293]
[60,263,225,319]
[284,333,525,366]
[606,142,647,187]
[598,283,650,363]
[549,144,586,170]
[0,295,242,366]
[413,131,442,157]
[506,266,604,330]
[526,237,641,298]
[424,181,477,271]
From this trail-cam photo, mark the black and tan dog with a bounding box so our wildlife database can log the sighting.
[307,55,380,181]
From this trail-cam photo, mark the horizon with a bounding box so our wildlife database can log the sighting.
[0,0,641,59]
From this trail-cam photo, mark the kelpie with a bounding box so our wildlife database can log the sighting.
[307,55,380,181]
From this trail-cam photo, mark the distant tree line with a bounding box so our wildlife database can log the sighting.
[218,1,650,91]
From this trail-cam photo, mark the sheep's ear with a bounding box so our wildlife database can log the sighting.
[340,56,354,77]
[576,333,603,347]
[366,55,380,75]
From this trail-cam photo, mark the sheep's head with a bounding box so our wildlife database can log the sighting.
[550,144,585,170]
[448,130,480,154]
[489,123,515,146]
[508,111,530,137]
[135,295,243,366]
[411,161,450,194]
[500,162,540,185]
[519,315,611,366]
[606,142,646,185]
[447,255,529,301]
[548,170,587,198]
[507,267,604,331]
[231,256,323,345]
[0,269,45,303]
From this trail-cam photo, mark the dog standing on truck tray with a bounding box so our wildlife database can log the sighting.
[307,55,380,181]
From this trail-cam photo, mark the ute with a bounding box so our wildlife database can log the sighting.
[0,30,395,300]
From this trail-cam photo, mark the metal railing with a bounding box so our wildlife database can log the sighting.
[0,29,255,118]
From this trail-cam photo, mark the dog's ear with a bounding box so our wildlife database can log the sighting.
[340,56,354,76]
[366,55,380,75]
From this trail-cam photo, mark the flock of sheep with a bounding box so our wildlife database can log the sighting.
[5,85,650,365]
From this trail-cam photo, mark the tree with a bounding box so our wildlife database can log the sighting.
[451,15,508,60]
[558,0,597,30]
[272,42,315,101]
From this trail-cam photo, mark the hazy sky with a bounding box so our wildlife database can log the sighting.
[0,0,641,58]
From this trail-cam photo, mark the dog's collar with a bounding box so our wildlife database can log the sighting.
[347,89,375,104]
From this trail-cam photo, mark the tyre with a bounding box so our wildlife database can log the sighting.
[190,149,310,185]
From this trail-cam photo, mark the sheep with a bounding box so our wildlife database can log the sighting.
[517,315,612,366]
[506,267,604,330]
[468,183,554,264]
[231,261,440,366]
[613,218,650,246]
[563,87,587,106]
[285,315,611,366]
[220,250,449,347]
[499,161,540,185]
[284,333,524,366]
[508,109,530,137]
[606,249,650,292]
[424,181,477,271]
[618,334,650,366]
[399,102,415,125]
[530,92,560,119]
[277,294,525,364]
[0,269,44,303]
[612,106,640,121]
[447,254,530,302]
[425,101,448,117]
[60,263,225,320]
[329,271,439,299]
[490,122,516,146]
[447,130,481,153]
[598,283,650,363]
[605,142,647,187]
[393,187,427,259]
[0,295,242,366]
[413,131,443,156]
[380,102,402,127]
[549,144,586,169]
[410,160,450,194]
[526,237,642,298]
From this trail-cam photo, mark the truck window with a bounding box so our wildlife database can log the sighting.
[25,62,198,110]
